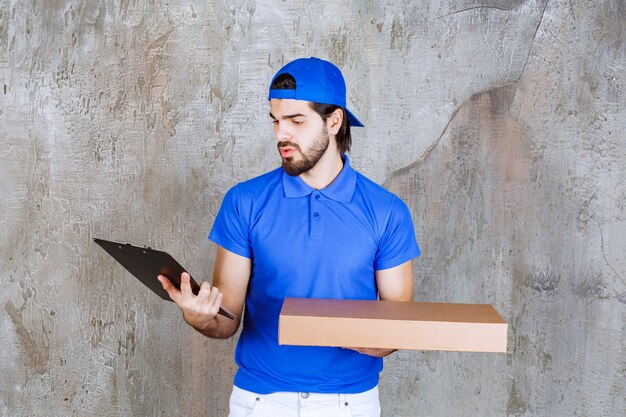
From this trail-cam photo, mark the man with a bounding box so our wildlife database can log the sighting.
[159,57,420,417]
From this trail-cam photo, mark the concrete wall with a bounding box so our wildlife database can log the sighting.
[1,0,623,415]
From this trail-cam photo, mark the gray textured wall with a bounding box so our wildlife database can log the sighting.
[1,0,624,416]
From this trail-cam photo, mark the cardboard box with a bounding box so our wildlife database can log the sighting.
[278,298,507,353]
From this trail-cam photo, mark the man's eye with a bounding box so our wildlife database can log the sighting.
[292,120,303,125]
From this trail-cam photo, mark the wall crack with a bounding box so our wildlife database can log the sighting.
[516,0,550,82]
[437,5,518,19]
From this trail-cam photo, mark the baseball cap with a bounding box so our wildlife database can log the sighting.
[268,57,364,127]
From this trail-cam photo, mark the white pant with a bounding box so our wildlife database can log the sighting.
[228,385,381,417]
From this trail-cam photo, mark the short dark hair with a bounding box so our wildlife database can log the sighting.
[270,73,352,154]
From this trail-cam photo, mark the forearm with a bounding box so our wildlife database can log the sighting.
[188,315,240,339]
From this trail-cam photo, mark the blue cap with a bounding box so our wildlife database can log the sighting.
[268,57,364,127]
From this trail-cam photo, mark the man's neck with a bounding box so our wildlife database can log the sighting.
[299,150,344,190]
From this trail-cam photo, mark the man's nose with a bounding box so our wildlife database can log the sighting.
[274,122,291,141]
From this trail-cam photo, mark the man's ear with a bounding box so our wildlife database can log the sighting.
[326,108,344,135]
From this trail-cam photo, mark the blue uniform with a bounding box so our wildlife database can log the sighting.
[209,156,420,394]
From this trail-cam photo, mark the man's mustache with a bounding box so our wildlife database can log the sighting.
[277,141,302,151]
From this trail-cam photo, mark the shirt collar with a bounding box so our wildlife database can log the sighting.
[282,155,357,203]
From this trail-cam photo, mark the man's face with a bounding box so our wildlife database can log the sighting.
[270,99,330,176]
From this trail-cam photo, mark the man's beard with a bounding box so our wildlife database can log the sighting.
[278,127,330,176]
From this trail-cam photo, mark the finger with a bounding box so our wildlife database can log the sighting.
[344,347,367,354]
[200,286,223,317]
[179,272,193,297]
[197,285,221,308]
[158,275,181,302]
[343,347,394,357]
[208,292,223,317]
[206,286,222,307]
[197,281,212,300]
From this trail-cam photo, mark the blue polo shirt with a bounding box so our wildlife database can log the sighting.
[209,156,420,394]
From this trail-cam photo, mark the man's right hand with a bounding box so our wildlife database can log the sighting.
[157,246,250,339]
[158,272,223,332]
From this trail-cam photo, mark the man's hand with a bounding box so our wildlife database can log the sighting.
[346,347,396,358]
[158,272,223,332]
[156,246,250,339]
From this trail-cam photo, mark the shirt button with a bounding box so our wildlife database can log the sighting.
[313,212,319,218]
[315,195,320,200]
[301,392,309,399]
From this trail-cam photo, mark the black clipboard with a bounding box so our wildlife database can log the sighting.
[94,238,236,320]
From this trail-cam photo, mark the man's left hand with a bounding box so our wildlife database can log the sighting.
[346,347,396,357]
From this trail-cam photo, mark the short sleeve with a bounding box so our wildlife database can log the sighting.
[374,196,420,270]
[209,185,252,259]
